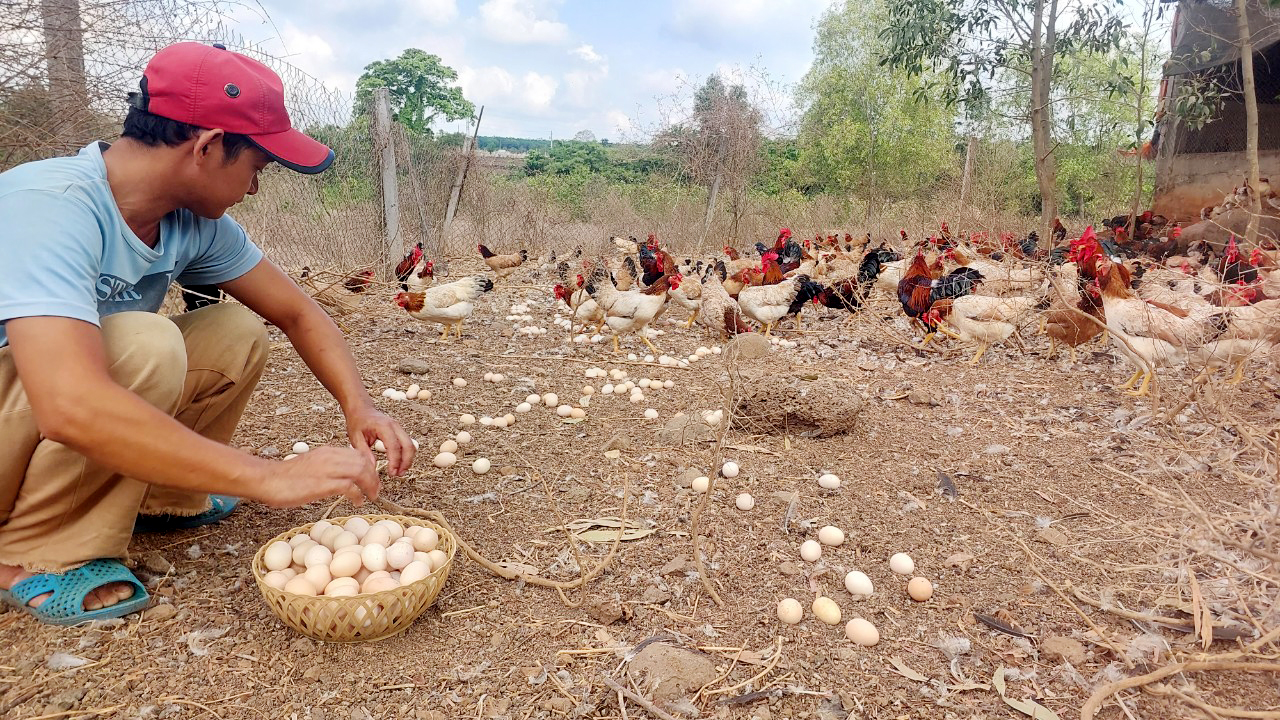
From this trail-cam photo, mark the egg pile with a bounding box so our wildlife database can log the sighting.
[260,517,446,597]
[767,337,800,349]
[380,382,431,402]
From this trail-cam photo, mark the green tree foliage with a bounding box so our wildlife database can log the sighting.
[879,0,1125,239]
[476,136,553,153]
[354,49,475,135]
[796,0,958,214]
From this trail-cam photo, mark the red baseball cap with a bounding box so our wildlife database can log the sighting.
[136,42,334,174]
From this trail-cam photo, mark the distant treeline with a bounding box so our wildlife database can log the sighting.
[475,136,553,153]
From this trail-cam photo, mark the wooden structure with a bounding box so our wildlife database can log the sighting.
[1152,0,1280,221]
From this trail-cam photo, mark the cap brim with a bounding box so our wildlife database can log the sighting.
[249,128,334,174]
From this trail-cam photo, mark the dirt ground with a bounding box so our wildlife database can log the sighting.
[2,260,1278,720]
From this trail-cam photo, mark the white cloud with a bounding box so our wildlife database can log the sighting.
[520,71,559,110]
[458,65,558,113]
[277,24,357,93]
[414,0,459,25]
[606,109,634,136]
[478,0,569,45]
[572,44,603,64]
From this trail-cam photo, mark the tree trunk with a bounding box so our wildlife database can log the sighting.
[1130,1,1153,241]
[700,132,728,245]
[372,87,400,280]
[1029,0,1059,248]
[1235,0,1261,248]
[41,0,88,154]
[959,135,977,209]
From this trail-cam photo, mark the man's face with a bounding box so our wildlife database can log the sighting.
[189,137,271,219]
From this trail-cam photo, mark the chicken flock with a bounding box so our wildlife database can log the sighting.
[376,196,1278,398]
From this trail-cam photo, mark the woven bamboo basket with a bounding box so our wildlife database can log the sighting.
[252,514,455,642]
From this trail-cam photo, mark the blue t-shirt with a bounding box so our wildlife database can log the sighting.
[0,141,263,348]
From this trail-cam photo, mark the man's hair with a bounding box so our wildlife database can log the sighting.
[121,106,256,162]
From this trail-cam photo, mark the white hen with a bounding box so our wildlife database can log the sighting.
[395,277,494,340]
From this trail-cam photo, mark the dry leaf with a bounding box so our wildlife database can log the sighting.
[552,517,654,543]
[992,668,1061,720]
[1035,527,1069,546]
[946,552,976,570]
[886,656,928,682]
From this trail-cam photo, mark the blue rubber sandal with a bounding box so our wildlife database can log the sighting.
[0,559,150,626]
[134,495,240,533]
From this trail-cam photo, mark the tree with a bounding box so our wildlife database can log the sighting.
[797,0,957,220]
[572,129,597,143]
[880,0,1124,243]
[354,49,474,135]
[657,74,764,241]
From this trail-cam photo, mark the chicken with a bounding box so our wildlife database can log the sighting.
[668,267,703,328]
[1193,337,1277,385]
[1096,258,1232,396]
[638,234,664,286]
[478,245,528,282]
[1041,262,1105,363]
[615,255,638,292]
[737,258,821,335]
[405,256,435,292]
[343,268,376,293]
[696,262,753,340]
[1218,235,1261,287]
[395,242,425,290]
[584,265,678,353]
[555,262,602,333]
[897,251,983,343]
[947,244,1043,293]
[395,277,494,340]
[930,293,1047,364]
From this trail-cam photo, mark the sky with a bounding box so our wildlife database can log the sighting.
[223,0,838,141]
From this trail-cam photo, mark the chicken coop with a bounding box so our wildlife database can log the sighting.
[1152,0,1280,221]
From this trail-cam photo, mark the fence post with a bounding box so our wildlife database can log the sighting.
[443,105,484,248]
[372,87,400,278]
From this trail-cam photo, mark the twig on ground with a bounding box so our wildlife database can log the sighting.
[1081,661,1280,720]
[602,675,680,720]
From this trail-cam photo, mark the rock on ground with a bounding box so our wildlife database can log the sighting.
[728,372,863,438]
[628,642,718,705]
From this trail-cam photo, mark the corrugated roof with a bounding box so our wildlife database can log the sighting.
[1164,0,1280,75]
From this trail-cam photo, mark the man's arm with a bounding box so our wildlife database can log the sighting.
[7,316,378,506]
[218,259,415,476]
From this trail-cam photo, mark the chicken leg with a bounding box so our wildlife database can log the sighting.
[685,309,699,329]
[1126,370,1153,397]
[640,335,661,354]
[1118,369,1144,390]
[968,342,990,365]
[1227,362,1246,386]
[438,324,451,340]
[611,335,621,353]
[455,321,464,339]
[938,325,963,340]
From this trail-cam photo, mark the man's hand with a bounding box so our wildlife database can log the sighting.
[347,406,415,477]
[263,447,380,507]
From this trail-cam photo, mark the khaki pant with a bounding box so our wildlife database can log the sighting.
[0,304,268,572]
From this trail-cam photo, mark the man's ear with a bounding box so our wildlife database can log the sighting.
[191,128,225,166]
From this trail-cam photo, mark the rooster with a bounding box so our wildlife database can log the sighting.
[395,242,425,290]
[555,262,602,333]
[585,265,678,353]
[737,254,820,335]
[696,261,753,339]
[897,251,983,343]
[1096,258,1231,396]
[395,276,494,340]
[343,268,376,293]
[1219,235,1261,287]
[478,245,528,282]
[1041,262,1105,364]
[405,256,435,292]
[638,234,664,285]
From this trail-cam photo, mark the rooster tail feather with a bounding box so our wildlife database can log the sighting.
[477,277,495,293]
